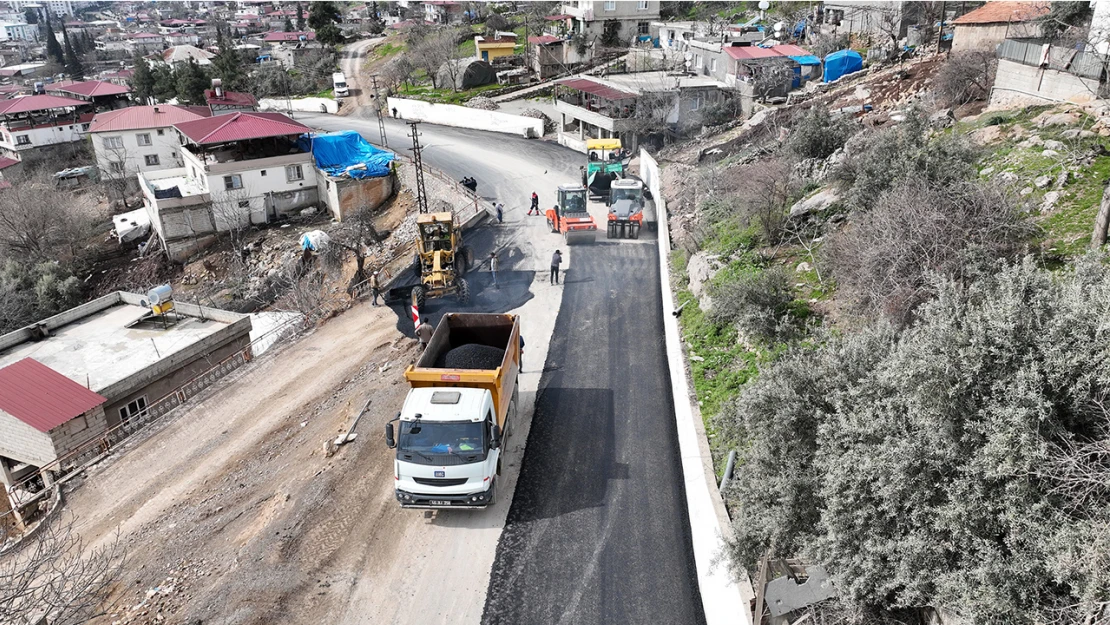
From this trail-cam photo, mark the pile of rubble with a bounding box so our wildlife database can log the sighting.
[109,560,206,624]
[521,108,555,134]
[466,96,499,111]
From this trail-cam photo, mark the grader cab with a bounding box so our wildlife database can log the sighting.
[411,212,472,308]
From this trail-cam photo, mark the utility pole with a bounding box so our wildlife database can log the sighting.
[369,74,388,147]
[409,121,428,214]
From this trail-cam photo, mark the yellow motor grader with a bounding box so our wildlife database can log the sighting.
[410,212,473,308]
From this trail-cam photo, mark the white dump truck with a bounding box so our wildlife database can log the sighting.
[332,72,349,97]
[386,313,520,509]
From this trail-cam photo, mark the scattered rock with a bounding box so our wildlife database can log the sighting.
[789,188,841,218]
[1042,149,1060,157]
[1056,170,1070,188]
[1041,190,1061,212]
[1017,135,1043,148]
[1062,128,1097,139]
[994,171,1019,185]
[1035,111,1081,127]
[970,125,1004,145]
[796,261,812,273]
[980,166,995,177]
[929,108,954,128]
[1034,175,1052,189]
[1043,139,1065,150]
[1020,187,1034,196]
[686,251,721,301]
[465,96,499,110]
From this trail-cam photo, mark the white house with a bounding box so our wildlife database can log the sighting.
[560,0,661,43]
[89,105,211,181]
[0,22,38,41]
[138,112,318,260]
[0,94,92,160]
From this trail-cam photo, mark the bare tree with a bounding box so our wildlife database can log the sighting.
[0,173,100,262]
[933,51,997,107]
[98,142,133,209]
[207,188,255,261]
[0,514,126,625]
[326,203,385,288]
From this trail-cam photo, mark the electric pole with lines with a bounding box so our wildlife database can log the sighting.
[409,121,428,214]
[369,74,388,147]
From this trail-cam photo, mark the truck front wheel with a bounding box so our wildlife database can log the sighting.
[457,278,471,305]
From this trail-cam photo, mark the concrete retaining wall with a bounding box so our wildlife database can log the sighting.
[387,97,544,138]
[990,58,1100,107]
[258,97,340,114]
[642,147,753,625]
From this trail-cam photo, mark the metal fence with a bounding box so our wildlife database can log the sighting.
[998,38,1108,80]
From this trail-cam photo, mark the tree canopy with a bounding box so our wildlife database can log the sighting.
[44,19,64,65]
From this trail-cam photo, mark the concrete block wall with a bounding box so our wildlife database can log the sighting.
[990,58,1101,107]
[0,411,57,470]
[47,405,108,460]
[387,97,544,138]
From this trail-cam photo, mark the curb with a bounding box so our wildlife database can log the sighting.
[645,149,753,625]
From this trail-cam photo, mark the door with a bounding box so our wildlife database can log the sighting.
[482,51,489,61]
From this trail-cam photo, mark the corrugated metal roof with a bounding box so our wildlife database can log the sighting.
[204,89,258,107]
[0,156,20,169]
[0,94,86,115]
[529,35,563,45]
[174,112,311,145]
[556,77,637,101]
[55,80,131,97]
[89,105,211,133]
[724,45,785,60]
[953,1,1049,25]
[163,45,214,64]
[0,358,106,433]
[262,31,316,42]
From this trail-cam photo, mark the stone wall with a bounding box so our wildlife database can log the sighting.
[0,411,56,471]
[47,405,108,461]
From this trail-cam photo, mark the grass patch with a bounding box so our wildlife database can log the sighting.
[396,82,503,104]
[374,41,405,58]
[1041,153,1110,256]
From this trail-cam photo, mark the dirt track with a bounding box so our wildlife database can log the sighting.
[69,303,417,623]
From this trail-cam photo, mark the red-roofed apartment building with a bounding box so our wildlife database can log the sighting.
[0,358,108,493]
[0,94,94,162]
[89,104,211,183]
[138,112,318,260]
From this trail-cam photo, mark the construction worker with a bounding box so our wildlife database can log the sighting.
[489,252,499,289]
[550,249,562,285]
[553,204,560,231]
[495,202,504,224]
[529,191,539,215]
[370,270,381,306]
[416,317,434,347]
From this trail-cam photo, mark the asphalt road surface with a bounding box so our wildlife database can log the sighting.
[299,113,704,624]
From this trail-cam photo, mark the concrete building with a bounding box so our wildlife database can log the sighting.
[820,1,923,43]
[139,112,317,260]
[90,105,211,182]
[951,1,1049,52]
[125,32,165,55]
[0,94,93,161]
[554,71,725,151]
[0,358,107,492]
[990,38,1105,106]
[475,32,517,62]
[0,291,252,492]
[10,0,83,18]
[529,34,581,79]
[424,0,466,25]
[161,44,215,66]
[0,22,38,41]
[560,0,660,44]
[1091,0,1110,55]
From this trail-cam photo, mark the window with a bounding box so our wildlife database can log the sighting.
[638,0,649,9]
[109,161,124,173]
[144,154,160,166]
[604,0,615,10]
[224,174,243,190]
[238,200,250,209]
[102,136,123,149]
[285,164,303,181]
[710,58,718,72]
[119,397,148,422]
[13,134,30,145]
[260,169,267,176]
[156,128,165,135]
[136,133,152,146]
[638,21,649,35]
[690,96,702,111]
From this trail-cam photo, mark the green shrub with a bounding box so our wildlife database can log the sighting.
[787,104,854,160]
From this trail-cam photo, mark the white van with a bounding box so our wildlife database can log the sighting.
[332,72,349,97]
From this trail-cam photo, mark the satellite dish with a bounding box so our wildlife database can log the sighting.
[758,0,770,9]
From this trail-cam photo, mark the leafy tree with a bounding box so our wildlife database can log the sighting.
[174,59,210,105]
[44,19,64,65]
[600,19,622,47]
[484,12,509,35]
[295,1,306,31]
[130,54,156,103]
[315,21,344,45]
[307,1,341,31]
[24,8,37,24]
[212,30,246,90]
[787,104,855,160]
[708,264,800,344]
[284,17,294,32]
[367,1,386,35]
[721,255,1110,623]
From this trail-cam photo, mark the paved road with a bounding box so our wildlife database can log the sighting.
[298,113,704,624]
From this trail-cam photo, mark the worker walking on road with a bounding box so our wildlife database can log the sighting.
[490,252,499,289]
[416,317,434,348]
[528,191,539,215]
[550,249,562,285]
[370,270,381,306]
[495,202,504,224]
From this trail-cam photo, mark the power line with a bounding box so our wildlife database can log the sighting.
[409,121,428,214]
[369,73,388,147]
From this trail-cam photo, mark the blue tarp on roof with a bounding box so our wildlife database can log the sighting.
[823,49,863,82]
[299,130,394,179]
[789,55,821,66]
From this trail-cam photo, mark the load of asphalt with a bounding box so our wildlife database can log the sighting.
[436,344,504,369]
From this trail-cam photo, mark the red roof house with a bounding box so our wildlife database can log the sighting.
[952,2,1050,51]
[89,105,210,133]
[173,112,311,145]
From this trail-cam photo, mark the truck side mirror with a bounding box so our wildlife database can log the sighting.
[385,423,396,449]
[490,424,501,449]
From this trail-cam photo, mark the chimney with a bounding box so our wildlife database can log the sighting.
[212,78,223,98]
[153,106,160,113]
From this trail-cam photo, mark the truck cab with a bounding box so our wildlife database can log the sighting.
[390,387,503,508]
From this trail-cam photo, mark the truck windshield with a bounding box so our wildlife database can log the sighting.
[398,420,486,463]
[336,82,347,88]
[611,188,640,204]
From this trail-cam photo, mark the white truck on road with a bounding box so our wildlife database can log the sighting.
[332,72,349,97]
[386,313,520,509]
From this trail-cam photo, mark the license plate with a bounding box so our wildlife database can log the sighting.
[434,470,445,477]
[429,500,452,506]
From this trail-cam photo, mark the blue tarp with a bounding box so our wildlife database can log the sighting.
[789,55,822,66]
[823,49,863,82]
[300,130,395,179]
